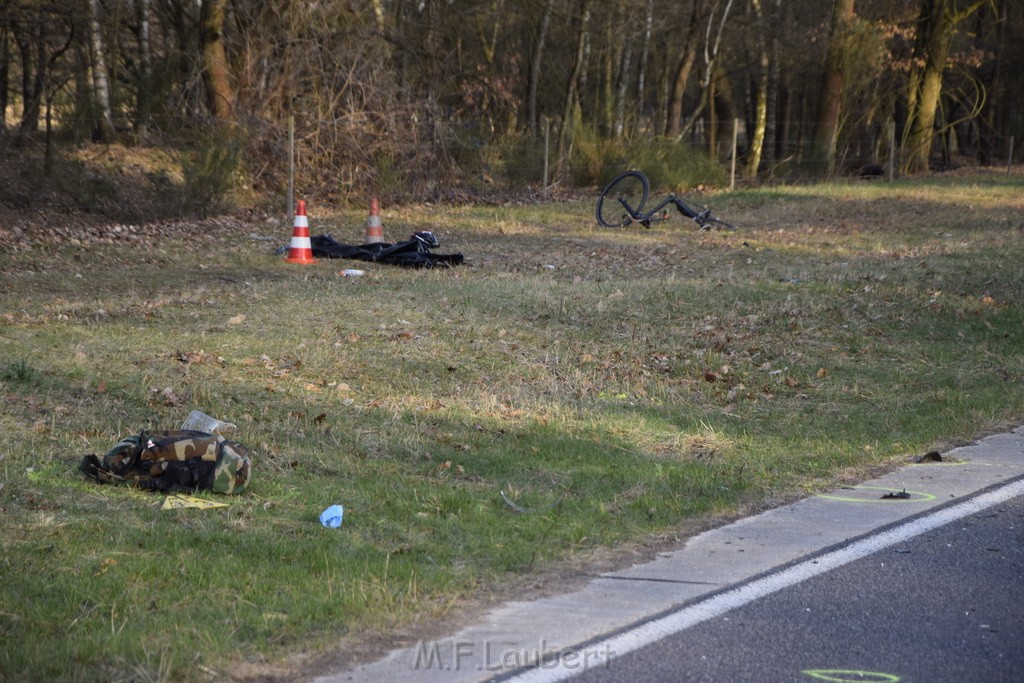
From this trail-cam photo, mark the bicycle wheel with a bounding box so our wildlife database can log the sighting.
[596,170,649,227]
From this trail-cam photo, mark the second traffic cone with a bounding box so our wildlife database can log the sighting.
[285,200,315,264]
[364,198,385,244]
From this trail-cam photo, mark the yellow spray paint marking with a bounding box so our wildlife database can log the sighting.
[816,486,936,503]
[802,670,900,682]
[162,493,229,510]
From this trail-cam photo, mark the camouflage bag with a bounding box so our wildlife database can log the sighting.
[79,429,252,495]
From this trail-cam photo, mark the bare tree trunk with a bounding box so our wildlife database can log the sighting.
[7,7,73,140]
[200,0,236,124]
[902,0,986,173]
[527,0,556,136]
[665,1,702,137]
[636,0,653,128]
[974,0,1007,164]
[0,27,9,135]
[73,32,91,133]
[707,70,717,156]
[655,50,670,134]
[746,0,769,177]
[135,0,152,137]
[477,0,505,67]
[602,19,616,133]
[13,18,40,134]
[371,0,386,32]
[473,0,507,135]
[88,0,114,141]
[557,1,590,175]
[746,69,768,176]
[764,0,781,166]
[678,0,735,140]
[614,43,632,138]
[713,64,735,161]
[578,12,591,100]
[166,0,197,120]
[813,0,855,175]
[0,28,9,134]
[779,75,792,161]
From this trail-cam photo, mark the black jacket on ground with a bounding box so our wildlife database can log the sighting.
[310,233,464,268]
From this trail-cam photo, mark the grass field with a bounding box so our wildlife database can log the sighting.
[2,170,1023,681]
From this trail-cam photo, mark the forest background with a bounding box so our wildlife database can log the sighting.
[1,0,1022,214]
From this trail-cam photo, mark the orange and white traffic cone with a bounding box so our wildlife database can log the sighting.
[285,200,315,264]
[364,198,385,244]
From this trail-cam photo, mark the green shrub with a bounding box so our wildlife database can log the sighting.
[626,138,726,192]
[372,152,405,201]
[486,131,548,186]
[1,359,38,384]
[177,128,246,214]
[561,119,726,191]
[566,120,629,187]
[453,120,726,194]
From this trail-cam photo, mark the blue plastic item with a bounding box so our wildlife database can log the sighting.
[319,504,344,528]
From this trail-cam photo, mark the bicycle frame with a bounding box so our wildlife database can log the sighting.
[596,169,734,230]
[617,194,706,227]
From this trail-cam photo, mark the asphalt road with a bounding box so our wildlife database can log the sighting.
[330,428,1024,683]
[573,494,1024,683]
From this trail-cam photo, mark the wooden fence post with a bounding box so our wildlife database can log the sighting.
[287,115,295,220]
[886,120,896,183]
[730,118,738,191]
[543,116,550,198]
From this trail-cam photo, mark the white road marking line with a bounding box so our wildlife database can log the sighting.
[502,476,1024,683]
